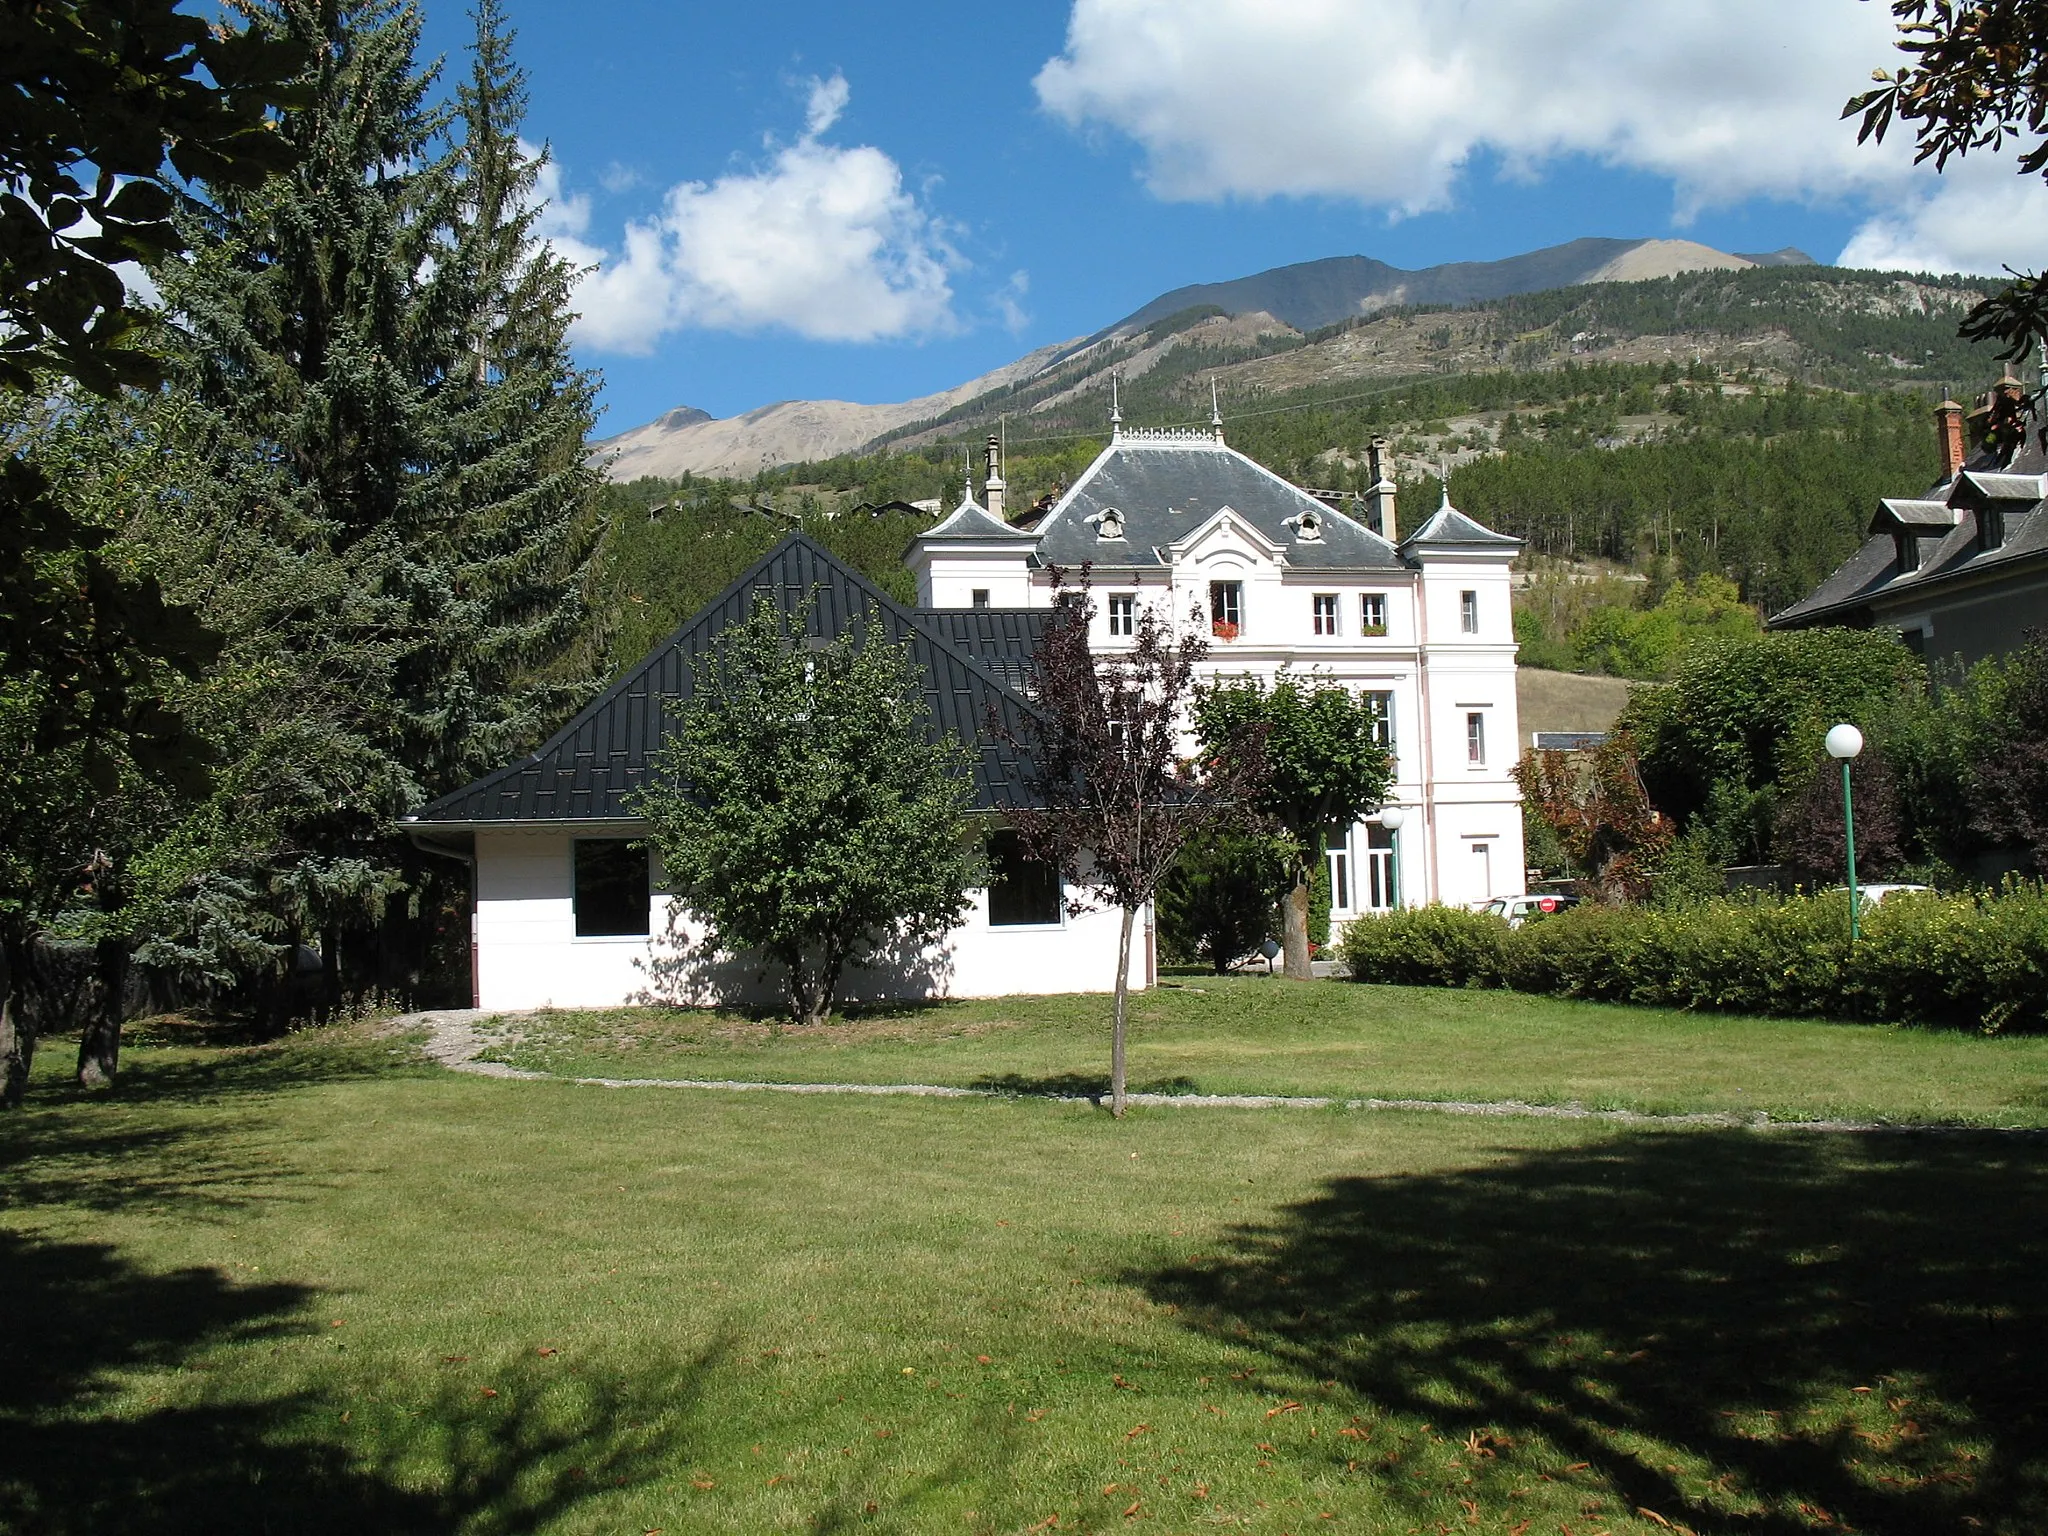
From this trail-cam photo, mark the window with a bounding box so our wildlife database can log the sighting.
[1473,839,1495,900]
[987,830,1062,926]
[1364,691,1394,750]
[1363,823,1398,911]
[1107,593,1136,636]
[1313,593,1339,635]
[1460,589,1480,634]
[1327,842,1351,912]
[1466,711,1486,765]
[573,839,649,937]
[1360,592,1387,634]
[972,588,990,609]
[1209,581,1242,638]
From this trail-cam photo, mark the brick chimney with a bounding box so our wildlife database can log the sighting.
[1936,394,1966,480]
[1364,436,1397,543]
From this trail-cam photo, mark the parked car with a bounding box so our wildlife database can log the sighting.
[1823,882,1933,906]
[1474,893,1581,928]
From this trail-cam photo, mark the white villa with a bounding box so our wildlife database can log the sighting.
[404,415,1525,1010]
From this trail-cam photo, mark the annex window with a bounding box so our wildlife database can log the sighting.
[1209,581,1242,638]
[987,829,1062,927]
[1466,711,1487,765]
[1364,690,1395,750]
[1362,823,1398,911]
[1107,593,1136,636]
[1313,593,1340,636]
[573,839,650,937]
[972,588,990,609]
[1360,592,1387,634]
[1460,589,1480,634]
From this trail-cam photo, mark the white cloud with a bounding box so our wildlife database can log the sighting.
[544,74,959,353]
[994,269,1031,333]
[1034,0,2048,276]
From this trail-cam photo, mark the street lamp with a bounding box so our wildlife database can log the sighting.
[1374,806,1406,910]
[1825,723,1864,942]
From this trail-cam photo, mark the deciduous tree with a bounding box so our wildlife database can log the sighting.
[637,598,983,1027]
[1001,584,1266,1116]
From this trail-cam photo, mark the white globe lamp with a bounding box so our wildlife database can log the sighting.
[1824,723,1864,940]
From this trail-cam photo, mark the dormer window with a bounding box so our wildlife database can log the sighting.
[1090,507,1125,540]
[1291,508,1323,542]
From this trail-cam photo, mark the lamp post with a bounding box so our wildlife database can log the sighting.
[1825,723,1865,943]
[1374,806,1406,910]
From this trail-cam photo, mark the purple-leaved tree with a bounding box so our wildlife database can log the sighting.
[1000,576,1266,1117]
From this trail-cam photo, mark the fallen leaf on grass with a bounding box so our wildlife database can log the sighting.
[1125,1424,1150,1440]
[977,1355,992,1364]
[1266,1402,1302,1418]
[330,1320,345,1328]
[1029,1517,1060,1531]
[1338,1426,1368,1439]
[1026,1409,1046,1423]
[478,1388,498,1398]
[536,1347,557,1357]
[1112,1374,1141,1391]
[691,1477,714,1490]
[1637,1511,1673,1529]
[766,1475,786,1487]
[1192,1483,1209,1500]
[1124,1499,1142,1517]
[1565,1462,1590,1472]
[440,1355,468,1364]
[1509,1523,1529,1536]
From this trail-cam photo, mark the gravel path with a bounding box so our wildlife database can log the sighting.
[394,1008,2022,1134]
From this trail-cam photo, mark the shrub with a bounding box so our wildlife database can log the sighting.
[1339,906,1511,989]
[1343,887,2048,1032]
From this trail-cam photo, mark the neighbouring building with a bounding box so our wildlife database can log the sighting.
[406,413,1528,1010]
[1769,379,2048,665]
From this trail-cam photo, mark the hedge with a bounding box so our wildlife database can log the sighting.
[1338,886,2048,1033]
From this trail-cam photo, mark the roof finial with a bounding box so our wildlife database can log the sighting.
[2038,336,2048,398]
[1110,370,1123,442]
[1438,457,1452,513]
[1210,378,1224,443]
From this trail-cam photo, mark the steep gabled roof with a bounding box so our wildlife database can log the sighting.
[406,536,1045,825]
[1033,434,1409,571]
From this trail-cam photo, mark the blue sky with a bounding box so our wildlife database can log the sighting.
[411,0,2048,437]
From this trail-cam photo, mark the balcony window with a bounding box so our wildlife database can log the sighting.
[1360,592,1387,634]
[573,839,650,937]
[1466,711,1486,765]
[1460,589,1480,634]
[1313,593,1339,635]
[1365,691,1394,750]
[1107,593,1136,637]
[1209,581,1242,639]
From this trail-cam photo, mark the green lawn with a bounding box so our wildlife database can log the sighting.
[478,977,2048,1128]
[2,1014,2044,1535]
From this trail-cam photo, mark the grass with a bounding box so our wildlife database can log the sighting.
[1,1011,2044,1535]
[475,976,2048,1128]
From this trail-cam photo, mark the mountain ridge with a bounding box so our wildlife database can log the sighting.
[593,236,1821,481]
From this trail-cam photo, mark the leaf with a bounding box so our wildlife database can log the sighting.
[536,1346,557,1356]
[691,1477,714,1490]
[1125,1423,1150,1440]
[1124,1500,1142,1517]
[478,1387,498,1398]
[1265,1401,1303,1417]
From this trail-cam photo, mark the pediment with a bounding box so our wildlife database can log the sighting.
[1168,505,1289,569]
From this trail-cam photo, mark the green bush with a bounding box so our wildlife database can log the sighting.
[1340,886,2048,1032]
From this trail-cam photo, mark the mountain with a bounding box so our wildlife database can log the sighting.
[590,238,1834,481]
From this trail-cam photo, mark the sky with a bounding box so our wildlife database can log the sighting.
[408,0,2048,438]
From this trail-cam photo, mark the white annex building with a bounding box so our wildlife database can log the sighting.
[405,418,1525,1010]
[910,419,1528,927]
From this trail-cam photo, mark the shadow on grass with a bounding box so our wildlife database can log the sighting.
[969,1072,1202,1102]
[1135,1129,2048,1533]
[0,1226,729,1535]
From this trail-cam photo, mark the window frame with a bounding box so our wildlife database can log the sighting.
[1360,592,1387,634]
[572,837,652,939]
[1466,711,1487,766]
[986,829,1065,929]
[1106,592,1136,637]
[1364,690,1395,750]
[1209,580,1242,637]
[971,588,990,609]
[1460,589,1480,634]
[1312,592,1340,636]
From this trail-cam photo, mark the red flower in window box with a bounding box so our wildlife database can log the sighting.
[1212,620,1239,640]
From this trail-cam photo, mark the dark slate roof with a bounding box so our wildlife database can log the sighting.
[1771,437,2048,628]
[407,536,1046,824]
[1033,434,1409,571]
[1402,500,1524,551]
[917,493,1038,542]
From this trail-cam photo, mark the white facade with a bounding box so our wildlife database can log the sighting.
[467,825,1148,1012]
[908,428,1527,929]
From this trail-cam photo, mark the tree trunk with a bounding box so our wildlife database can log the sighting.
[76,935,125,1089]
[1,930,35,1110]
[319,924,341,1020]
[1282,874,1313,980]
[1111,905,1134,1118]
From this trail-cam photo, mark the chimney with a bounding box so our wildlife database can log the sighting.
[983,433,1005,520]
[1936,394,1966,480]
[1364,436,1398,543]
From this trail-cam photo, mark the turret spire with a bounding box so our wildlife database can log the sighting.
[1210,378,1224,443]
[1110,371,1122,442]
